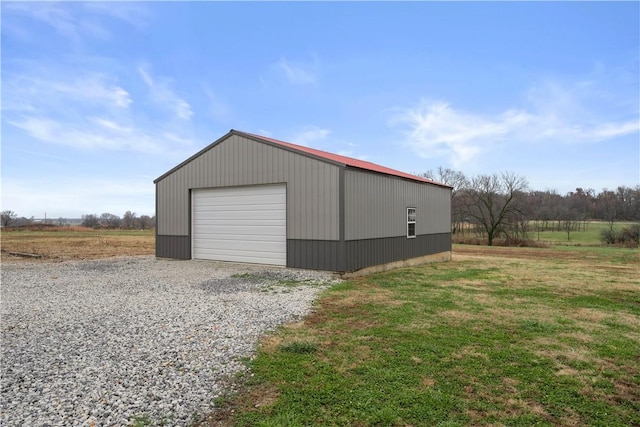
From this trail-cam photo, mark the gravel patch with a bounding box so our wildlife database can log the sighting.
[1,256,340,426]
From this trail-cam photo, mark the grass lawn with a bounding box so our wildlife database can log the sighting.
[207,245,640,426]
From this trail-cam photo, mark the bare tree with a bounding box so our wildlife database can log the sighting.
[423,167,469,191]
[568,188,595,231]
[597,190,618,231]
[137,215,154,230]
[1,210,18,227]
[122,211,137,229]
[465,172,529,246]
[100,213,121,229]
[81,214,100,228]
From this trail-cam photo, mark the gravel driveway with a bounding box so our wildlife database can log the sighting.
[1,256,338,426]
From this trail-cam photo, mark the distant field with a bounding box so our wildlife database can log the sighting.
[0,227,155,261]
[454,221,638,247]
[532,221,637,246]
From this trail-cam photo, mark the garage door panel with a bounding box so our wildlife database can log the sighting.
[195,246,285,255]
[193,241,285,254]
[196,193,284,204]
[197,200,285,212]
[195,207,285,216]
[194,203,285,211]
[194,245,285,258]
[195,233,285,243]
[195,212,285,222]
[194,251,284,265]
[192,185,286,265]
[198,218,286,234]
[194,236,286,247]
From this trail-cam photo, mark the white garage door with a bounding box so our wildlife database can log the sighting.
[192,184,286,265]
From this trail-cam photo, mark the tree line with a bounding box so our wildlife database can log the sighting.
[80,211,155,229]
[422,167,640,246]
[3,170,638,246]
[1,210,155,230]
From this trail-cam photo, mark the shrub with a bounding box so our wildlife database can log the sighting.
[620,225,640,247]
[600,225,640,248]
[452,236,485,245]
[452,235,547,248]
[600,229,617,245]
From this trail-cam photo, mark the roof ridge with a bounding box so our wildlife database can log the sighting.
[234,130,450,188]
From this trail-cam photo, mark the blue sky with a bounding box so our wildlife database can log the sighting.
[2,2,638,219]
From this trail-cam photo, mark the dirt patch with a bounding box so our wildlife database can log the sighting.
[323,282,403,309]
[454,245,566,261]
[451,346,489,360]
[421,377,436,387]
[309,282,403,331]
[439,310,479,323]
[197,384,281,427]
[454,244,638,264]
[570,308,609,323]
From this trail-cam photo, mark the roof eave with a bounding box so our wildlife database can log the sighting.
[344,165,453,188]
[154,130,237,184]
[155,129,452,189]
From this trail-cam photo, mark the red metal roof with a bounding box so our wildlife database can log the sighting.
[236,130,449,187]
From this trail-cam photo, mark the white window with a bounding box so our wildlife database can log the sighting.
[407,207,416,238]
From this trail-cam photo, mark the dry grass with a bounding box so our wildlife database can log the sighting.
[1,227,155,261]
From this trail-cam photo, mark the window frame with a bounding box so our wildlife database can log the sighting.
[407,207,416,239]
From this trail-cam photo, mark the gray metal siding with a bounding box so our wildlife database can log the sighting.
[156,235,190,259]
[345,232,451,271]
[287,233,451,272]
[156,134,340,241]
[156,171,189,236]
[344,169,451,240]
[287,239,345,272]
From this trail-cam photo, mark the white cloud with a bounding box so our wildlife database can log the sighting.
[2,63,196,156]
[2,72,132,112]
[93,117,133,134]
[391,101,515,167]
[9,116,147,153]
[392,79,639,167]
[203,86,231,121]
[521,79,639,142]
[162,132,194,147]
[587,121,639,139]
[81,2,149,30]
[275,57,318,85]
[3,2,148,42]
[138,66,194,120]
[175,99,194,121]
[290,126,331,146]
[55,77,132,109]
[4,3,78,39]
